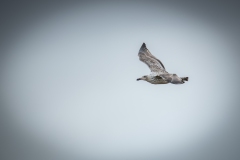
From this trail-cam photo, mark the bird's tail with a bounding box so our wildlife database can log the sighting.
[181,77,189,82]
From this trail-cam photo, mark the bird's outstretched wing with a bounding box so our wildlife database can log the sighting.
[138,43,167,75]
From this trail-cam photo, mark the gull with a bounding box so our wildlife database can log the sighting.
[137,43,188,84]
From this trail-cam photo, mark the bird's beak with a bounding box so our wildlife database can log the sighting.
[137,78,142,81]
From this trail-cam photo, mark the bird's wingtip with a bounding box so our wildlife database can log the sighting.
[140,42,146,49]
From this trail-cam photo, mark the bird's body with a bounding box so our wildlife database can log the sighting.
[137,43,188,85]
[139,75,169,84]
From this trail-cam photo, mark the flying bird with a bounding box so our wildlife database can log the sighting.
[137,43,188,84]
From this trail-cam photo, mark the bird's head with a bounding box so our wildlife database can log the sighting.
[137,75,148,81]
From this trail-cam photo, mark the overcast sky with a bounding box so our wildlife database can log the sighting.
[1,1,240,160]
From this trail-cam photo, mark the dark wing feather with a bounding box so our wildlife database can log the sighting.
[138,43,167,75]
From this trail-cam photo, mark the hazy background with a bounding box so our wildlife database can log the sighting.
[0,1,240,160]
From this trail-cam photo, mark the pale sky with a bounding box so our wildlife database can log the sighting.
[1,1,240,160]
